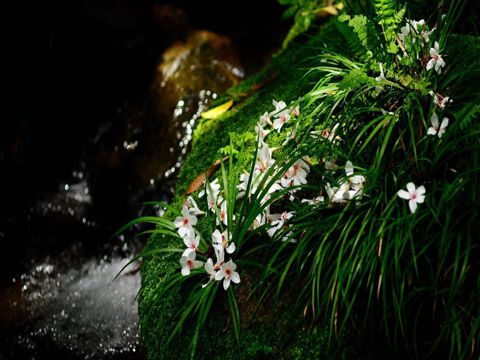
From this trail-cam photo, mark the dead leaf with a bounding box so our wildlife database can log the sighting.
[314,3,344,18]
[201,99,234,119]
[184,156,229,195]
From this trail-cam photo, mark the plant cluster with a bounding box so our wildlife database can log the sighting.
[128,0,480,358]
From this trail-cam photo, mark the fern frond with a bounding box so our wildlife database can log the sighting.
[338,14,382,59]
[455,103,480,130]
[373,0,406,54]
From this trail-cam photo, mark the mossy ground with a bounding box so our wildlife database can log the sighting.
[138,18,480,359]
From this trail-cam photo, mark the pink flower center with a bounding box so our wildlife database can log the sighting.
[433,54,439,61]
[411,192,417,200]
[187,260,193,268]
[293,164,300,175]
[183,218,189,225]
[225,269,231,278]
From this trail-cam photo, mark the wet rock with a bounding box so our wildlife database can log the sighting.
[89,30,244,217]
[149,30,244,178]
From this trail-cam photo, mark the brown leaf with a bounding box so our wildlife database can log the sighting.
[183,156,229,196]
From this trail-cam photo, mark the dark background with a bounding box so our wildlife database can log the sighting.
[0,0,287,286]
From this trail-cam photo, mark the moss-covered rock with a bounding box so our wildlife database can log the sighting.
[138,22,350,360]
[139,14,480,358]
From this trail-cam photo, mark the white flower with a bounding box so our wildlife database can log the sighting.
[345,161,354,177]
[325,161,366,205]
[429,91,452,109]
[202,258,217,288]
[280,158,310,188]
[213,242,225,267]
[269,99,291,132]
[216,201,234,226]
[182,228,200,257]
[237,172,256,199]
[269,99,288,117]
[426,42,446,74]
[273,113,291,132]
[255,144,275,174]
[301,196,325,205]
[267,211,294,238]
[215,259,240,290]
[255,124,271,143]
[427,113,449,138]
[311,123,341,143]
[259,112,272,127]
[325,181,351,204]
[212,229,235,254]
[179,251,203,276]
[174,205,198,237]
[399,19,433,46]
[415,20,434,45]
[250,213,266,230]
[198,178,222,211]
[397,182,426,214]
[184,196,205,216]
[398,22,411,41]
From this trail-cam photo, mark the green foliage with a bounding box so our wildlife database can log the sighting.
[373,0,406,53]
[135,1,480,359]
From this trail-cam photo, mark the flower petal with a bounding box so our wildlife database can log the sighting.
[440,117,449,129]
[181,266,190,276]
[397,189,411,200]
[416,185,426,196]
[230,272,240,284]
[178,227,189,238]
[215,271,224,281]
[193,260,204,269]
[223,278,230,291]
[406,182,416,194]
[173,217,184,228]
[409,199,418,214]
[426,59,434,71]
[226,242,236,254]
[431,113,439,128]
[204,258,214,275]
[345,161,354,177]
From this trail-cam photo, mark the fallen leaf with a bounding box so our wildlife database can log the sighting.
[201,99,234,119]
[184,156,229,195]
